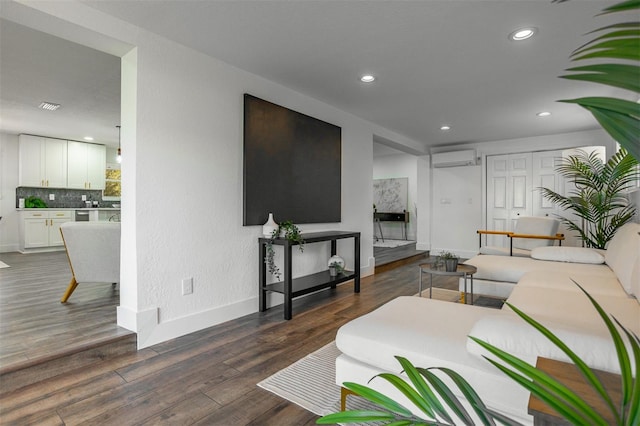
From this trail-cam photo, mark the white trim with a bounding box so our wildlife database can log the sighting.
[1,243,20,253]
[134,300,254,349]
[416,242,430,251]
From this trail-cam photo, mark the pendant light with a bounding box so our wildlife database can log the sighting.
[116,125,122,163]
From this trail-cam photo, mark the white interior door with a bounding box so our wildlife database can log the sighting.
[532,150,563,218]
[486,155,509,239]
[486,153,532,247]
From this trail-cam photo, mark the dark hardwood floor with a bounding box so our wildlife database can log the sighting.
[0,247,459,425]
[0,251,133,374]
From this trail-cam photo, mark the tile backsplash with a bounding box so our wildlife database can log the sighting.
[16,187,104,208]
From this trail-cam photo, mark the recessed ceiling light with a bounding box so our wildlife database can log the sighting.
[537,111,552,117]
[440,125,451,131]
[360,75,375,83]
[39,101,61,111]
[83,136,94,141]
[509,27,537,41]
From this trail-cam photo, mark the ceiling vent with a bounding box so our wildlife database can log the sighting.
[39,102,61,111]
[431,150,477,168]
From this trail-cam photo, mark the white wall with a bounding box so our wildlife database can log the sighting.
[4,2,625,349]
[416,155,431,252]
[430,165,482,259]
[0,133,19,252]
[427,128,618,258]
[373,153,418,240]
[8,1,422,348]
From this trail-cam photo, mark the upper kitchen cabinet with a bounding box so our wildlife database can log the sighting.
[19,135,68,188]
[67,141,106,190]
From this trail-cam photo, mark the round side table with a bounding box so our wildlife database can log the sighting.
[418,262,478,305]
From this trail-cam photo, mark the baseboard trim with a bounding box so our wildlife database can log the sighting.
[133,298,256,349]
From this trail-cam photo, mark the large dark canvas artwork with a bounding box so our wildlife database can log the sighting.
[243,94,342,226]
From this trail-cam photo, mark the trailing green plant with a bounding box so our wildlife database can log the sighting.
[317,282,640,425]
[539,148,638,249]
[554,0,640,161]
[265,220,304,281]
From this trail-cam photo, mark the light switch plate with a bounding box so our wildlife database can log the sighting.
[182,278,193,295]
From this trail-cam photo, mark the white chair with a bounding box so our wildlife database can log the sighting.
[59,222,121,302]
[477,216,564,257]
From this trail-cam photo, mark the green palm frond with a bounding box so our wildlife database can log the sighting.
[538,148,638,248]
[600,0,640,14]
[559,0,640,160]
[560,66,640,92]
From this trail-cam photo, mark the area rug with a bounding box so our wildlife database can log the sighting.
[373,239,415,248]
[0,261,9,269]
[258,341,342,416]
[257,341,377,418]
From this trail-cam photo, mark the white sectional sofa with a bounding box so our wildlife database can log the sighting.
[460,222,637,299]
[335,222,640,424]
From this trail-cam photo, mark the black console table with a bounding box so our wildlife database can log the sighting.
[374,211,409,241]
[259,230,360,320]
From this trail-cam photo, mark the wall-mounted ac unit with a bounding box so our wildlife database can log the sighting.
[431,150,477,168]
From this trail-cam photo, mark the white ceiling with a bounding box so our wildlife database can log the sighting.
[0,0,629,151]
[0,18,121,146]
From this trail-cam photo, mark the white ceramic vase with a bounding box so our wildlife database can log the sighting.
[327,255,345,269]
[262,213,278,237]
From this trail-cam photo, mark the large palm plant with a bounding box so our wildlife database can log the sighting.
[556,0,640,161]
[539,148,638,249]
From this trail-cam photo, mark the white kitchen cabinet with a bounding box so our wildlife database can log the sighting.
[86,144,106,189]
[19,135,68,188]
[23,215,49,248]
[67,141,106,190]
[21,210,73,250]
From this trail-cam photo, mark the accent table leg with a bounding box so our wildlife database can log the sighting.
[377,220,384,242]
[259,241,267,312]
[354,234,360,293]
[429,271,433,299]
[464,274,468,305]
[284,243,293,320]
[330,239,337,289]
